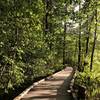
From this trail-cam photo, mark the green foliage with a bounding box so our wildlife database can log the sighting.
[75,66,100,99]
[0,0,100,99]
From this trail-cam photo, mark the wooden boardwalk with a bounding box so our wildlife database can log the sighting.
[14,67,74,100]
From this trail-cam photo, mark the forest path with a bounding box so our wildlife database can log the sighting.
[14,67,74,100]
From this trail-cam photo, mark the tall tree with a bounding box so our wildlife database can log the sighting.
[90,1,97,71]
[63,23,66,65]
[78,0,82,71]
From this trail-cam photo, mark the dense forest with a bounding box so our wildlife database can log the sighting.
[0,0,100,99]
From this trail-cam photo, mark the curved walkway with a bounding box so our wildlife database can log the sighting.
[14,67,74,100]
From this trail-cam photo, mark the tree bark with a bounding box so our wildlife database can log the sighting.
[83,12,95,67]
[78,22,81,71]
[45,0,49,34]
[90,7,97,71]
[63,23,66,65]
[84,15,90,66]
[78,1,81,71]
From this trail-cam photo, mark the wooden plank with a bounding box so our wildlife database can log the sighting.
[14,67,74,100]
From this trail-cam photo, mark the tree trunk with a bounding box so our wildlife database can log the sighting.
[78,22,81,71]
[84,13,95,66]
[90,7,97,71]
[45,0,49,34]
[84,15,90,66]
[63,23,66,65]
[78,1,81,71]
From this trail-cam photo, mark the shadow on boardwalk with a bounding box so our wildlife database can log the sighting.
[19,67,74,100]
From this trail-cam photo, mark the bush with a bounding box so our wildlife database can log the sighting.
[74,67,100,99]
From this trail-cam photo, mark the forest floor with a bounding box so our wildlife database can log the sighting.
[14,67,74,100]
